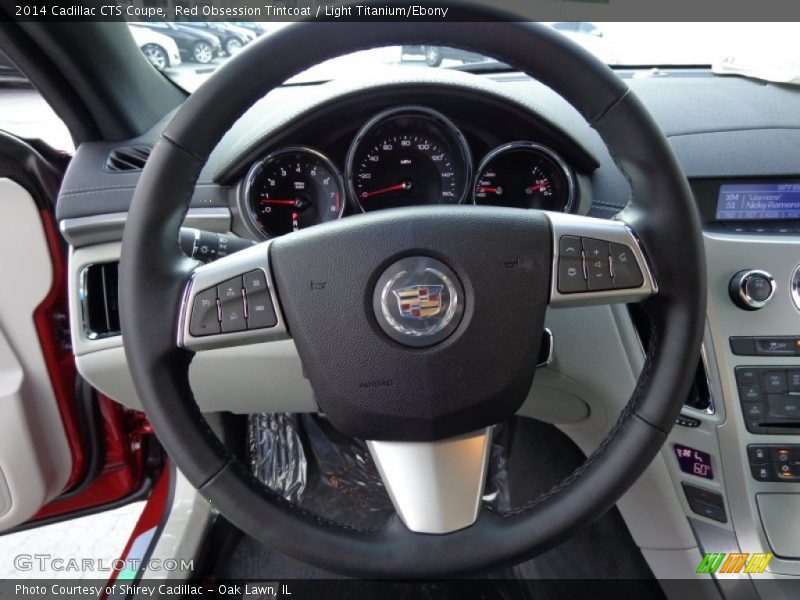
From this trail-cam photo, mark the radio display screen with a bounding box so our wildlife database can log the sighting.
[716,183,800,221]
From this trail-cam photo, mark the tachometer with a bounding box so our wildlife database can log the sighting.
[346,106,472,212]
[241,147,344,238]
[473,142,575,212]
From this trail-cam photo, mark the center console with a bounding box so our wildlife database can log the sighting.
[664,177,800,583]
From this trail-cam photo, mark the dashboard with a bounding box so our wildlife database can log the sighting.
[55,67,800,590]
[237,105,577,239]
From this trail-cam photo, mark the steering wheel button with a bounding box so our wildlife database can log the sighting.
[246,290,277,330]
[558,235,582,258]
[188,288,221,337]
[218,276,247,333]
[243,269,268,293]
[557,257,586,293]
[610,242,644,289]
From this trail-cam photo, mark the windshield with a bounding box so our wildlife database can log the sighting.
[130,22,800,91]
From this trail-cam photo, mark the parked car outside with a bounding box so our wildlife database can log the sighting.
[177,22,255,56]
[131,22,223,65]
[547,22,615,63]
[127,24,182,71]
[400,45,486,67]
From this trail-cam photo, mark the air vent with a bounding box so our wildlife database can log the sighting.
[684,359,714,413]
[80,262,120,339]
[104,145,151,172]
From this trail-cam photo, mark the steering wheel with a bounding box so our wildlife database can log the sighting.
[120,15,706,577]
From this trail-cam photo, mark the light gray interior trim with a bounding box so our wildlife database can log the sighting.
[60,207,232,248]
[757,494,800,559]
[0,179,72,531]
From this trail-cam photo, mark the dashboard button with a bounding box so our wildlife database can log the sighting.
[739,385,762,402]
[610,242,644,289]
[755,337,797,356]
[767,395,800,420]
[557,257,586,293]
[788,370,800,393]
[744,403,765,419]
[687,499,727,523]
[764,371,788,394]
[218,276,246,333]
[189,288,220,337]
[748,445,770,464]
[682,483,724,508]
[751,463,775,482]
[735,366,759,385]
[776,463,799,480]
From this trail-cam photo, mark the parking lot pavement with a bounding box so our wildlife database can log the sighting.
[0,501,144,579]
[0,84,73,152]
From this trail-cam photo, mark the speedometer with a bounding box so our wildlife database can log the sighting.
[345,106,472,212]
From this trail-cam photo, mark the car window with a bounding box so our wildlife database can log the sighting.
[0,50,74,152]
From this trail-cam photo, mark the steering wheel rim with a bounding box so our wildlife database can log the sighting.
[119,16,706,577]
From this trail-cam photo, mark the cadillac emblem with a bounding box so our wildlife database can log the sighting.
[394,285,443,320]
[373,257,464,347]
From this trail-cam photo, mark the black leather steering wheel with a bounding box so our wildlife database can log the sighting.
[120,15,706,577]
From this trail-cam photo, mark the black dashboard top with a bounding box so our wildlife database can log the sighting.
[55,68,800,226]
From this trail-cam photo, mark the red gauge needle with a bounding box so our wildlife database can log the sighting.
[261,199,298,206]
[526,183,549,194]
[360,181,412,199]
[477,186,503,195]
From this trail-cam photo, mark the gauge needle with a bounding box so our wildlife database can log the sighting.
[261,199,298,206]
[477,186,503,195]
[525,183,548,194]
[360,181,412,199]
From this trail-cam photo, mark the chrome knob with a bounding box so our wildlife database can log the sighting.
[729,270,775,311]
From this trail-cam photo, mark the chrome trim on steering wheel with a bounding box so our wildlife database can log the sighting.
[368,427,493,534]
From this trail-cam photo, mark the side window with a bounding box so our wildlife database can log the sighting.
[0,50,74,153]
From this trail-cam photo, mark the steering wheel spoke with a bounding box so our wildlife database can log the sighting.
[177,241,289,351]
[368,427,493,535]
[545,211,657,307]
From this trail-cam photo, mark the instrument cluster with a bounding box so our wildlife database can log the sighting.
[239,105,576,239]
